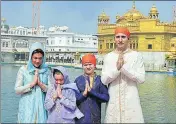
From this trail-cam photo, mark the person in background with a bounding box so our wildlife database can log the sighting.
[75,53,109,123]
[44,66,84,123]
[15,42,49,123]
[101,27,145,123]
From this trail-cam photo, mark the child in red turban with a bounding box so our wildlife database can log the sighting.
[82,53,96,67]
[74,53,109,123]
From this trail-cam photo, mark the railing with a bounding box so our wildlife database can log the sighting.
[144,63,168,72]
[1,60,171,72]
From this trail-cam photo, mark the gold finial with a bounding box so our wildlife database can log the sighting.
[102,9,105,14]
[132,0,136,9]
[100,10,106,16]
[116,13,120,19]
[152,4,156,8]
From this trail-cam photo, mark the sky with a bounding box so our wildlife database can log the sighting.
[1,1,176,34]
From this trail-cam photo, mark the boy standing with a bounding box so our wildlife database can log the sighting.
[75,53,109,123]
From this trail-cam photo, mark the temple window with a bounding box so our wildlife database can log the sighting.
[100,44,102,49]
[110,43,113,49]
[133,43,135,49]
[148,44,152,49]
[171,44,175,47]
[130,44,132,49]
[106,43,109,49]
[114,43,116,48]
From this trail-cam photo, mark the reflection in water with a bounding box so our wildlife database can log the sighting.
[1,65,176,123]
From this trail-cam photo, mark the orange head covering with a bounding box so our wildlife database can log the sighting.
[82,53,96,67]
[114,27,130,38]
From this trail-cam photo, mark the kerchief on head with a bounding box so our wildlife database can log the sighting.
[82,53,96,67]
[114,27,130,38]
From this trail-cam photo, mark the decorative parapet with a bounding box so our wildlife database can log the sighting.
[100,24,139,34]
[128,26,140,32]
[102,25,116,29]
[157,22,171,26]
[157,22,176,32]
[164,25,176,32]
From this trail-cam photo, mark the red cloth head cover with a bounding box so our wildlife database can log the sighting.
[114,27,130,38]
[82,53,96,67]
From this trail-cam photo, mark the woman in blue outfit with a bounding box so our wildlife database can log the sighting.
[75,53,109,123]
[15,42,49,123]
[44,66,84,123]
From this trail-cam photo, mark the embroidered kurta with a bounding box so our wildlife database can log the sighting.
[15,42,49,123]
[101,50,145,123]
[44,66,84,123]
[75,75,109,123]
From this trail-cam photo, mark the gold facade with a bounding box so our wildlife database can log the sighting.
[97,2,176,57]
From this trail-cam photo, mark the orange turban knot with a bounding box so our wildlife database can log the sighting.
[82,53,96,67]
[114,27,130,38]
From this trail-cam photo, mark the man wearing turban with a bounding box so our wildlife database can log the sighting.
[74,53,109,123]
[101,27,145,123]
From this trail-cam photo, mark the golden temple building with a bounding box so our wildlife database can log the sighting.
[97,1,176,59]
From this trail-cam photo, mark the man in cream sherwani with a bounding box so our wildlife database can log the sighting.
[101,27,145,123]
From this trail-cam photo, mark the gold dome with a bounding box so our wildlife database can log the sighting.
[119,1,146,21]
[123,8,146,21]
[150,4,158,13]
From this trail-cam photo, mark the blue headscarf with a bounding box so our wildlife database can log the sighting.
[27,42,48,74]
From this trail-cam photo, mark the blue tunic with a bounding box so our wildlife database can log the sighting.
[75,74,109,123]
[15,42,49,123]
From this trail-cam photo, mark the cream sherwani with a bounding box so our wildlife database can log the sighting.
[101,49,145,123]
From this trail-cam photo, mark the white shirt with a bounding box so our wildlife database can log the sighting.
[101,49,145,123]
